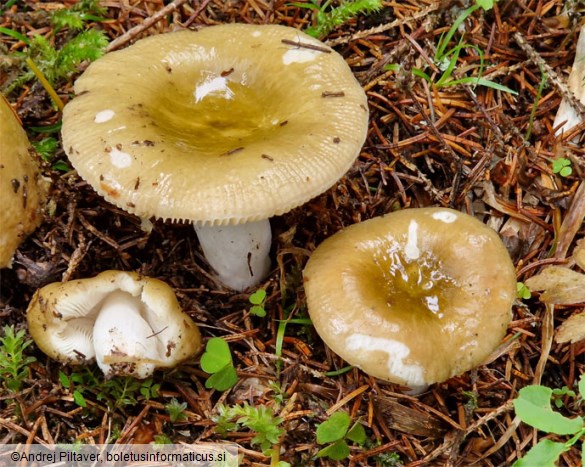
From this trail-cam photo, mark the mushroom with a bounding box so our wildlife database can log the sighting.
[26,270,201,378]
[0,94,48,268]
[303,208,516,392]
[61,24,368,291]
[553,24,585,136]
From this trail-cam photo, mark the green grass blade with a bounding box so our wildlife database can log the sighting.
[441,76,518,95]
[0,27,30,45]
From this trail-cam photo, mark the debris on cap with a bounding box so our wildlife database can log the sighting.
[61,24,369,226]
[303,208,516,390]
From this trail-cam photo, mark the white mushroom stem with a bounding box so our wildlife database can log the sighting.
[93,291,164,378]
[194,220,272,291]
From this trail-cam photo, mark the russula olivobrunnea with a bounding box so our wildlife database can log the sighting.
[26,271,201,378]
[303,208,516,392]
[0,94,48,268]
[61,24,369,291]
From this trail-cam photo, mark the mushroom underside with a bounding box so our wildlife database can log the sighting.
[27,271,201,378]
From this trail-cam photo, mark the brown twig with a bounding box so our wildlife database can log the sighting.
[106,0,190,52]
[325,2,441,47]
[514,30,585,120]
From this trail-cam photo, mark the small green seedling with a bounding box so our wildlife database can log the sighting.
[552,386,577,409]
[516,282,531,300]
[59,370,87,407]
[375,451,402,466]
[153,434,173,446]
[31,136,71,172]
[552,158,573,178]
[268,380,289,406]
[316,411,366,460]
[32,137,59,162]
[249,289,267,317]
[513,375,585,466]
[0,326,36,393]
[59,368,160,410]
[386,0,516,95]
[291,0,383,38]
[213,403,285,456]
[200,337,238,391]
[165,398,188,422]
[434,0,495,64]
[2,0,108,105]
[51,0,107,33]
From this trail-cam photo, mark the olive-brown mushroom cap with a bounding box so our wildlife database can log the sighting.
[27,271,201,377]
[0,95,47,268]
[303,208,516,388]
[61,24,368,226]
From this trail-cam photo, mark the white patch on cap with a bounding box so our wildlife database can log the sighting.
[108,126,127,134]
[425,295,440,314]
[194,76,234,102]
[94,110,115,123]
[109,147,132,168]
[432,210,457,223]
[346,334,425,386]
[468,235,488,247]
[252,30,261,37]
[282,48,319,65]
[404,220,420,260]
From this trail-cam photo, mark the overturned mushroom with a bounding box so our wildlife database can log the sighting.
[0,94,48,268]
[27,271,201,378]
[303,208,516,392]
[61,24,368,291]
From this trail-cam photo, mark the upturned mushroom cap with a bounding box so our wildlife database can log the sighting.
[61,24,368,226]
[303,208,516,389]
[0,94,47,268]
[27,271,201,378]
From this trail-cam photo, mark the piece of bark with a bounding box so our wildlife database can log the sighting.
[373,395,447,438]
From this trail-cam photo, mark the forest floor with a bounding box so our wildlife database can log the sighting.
[1,0,584,465]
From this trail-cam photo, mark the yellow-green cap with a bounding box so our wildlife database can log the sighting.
[62,24,368,226]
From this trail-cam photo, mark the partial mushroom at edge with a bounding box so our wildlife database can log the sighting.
[0,94,48,268]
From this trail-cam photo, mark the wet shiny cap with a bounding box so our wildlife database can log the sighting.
[303,208,516,388]
[0,94,47,268]
[61,24,368,226]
